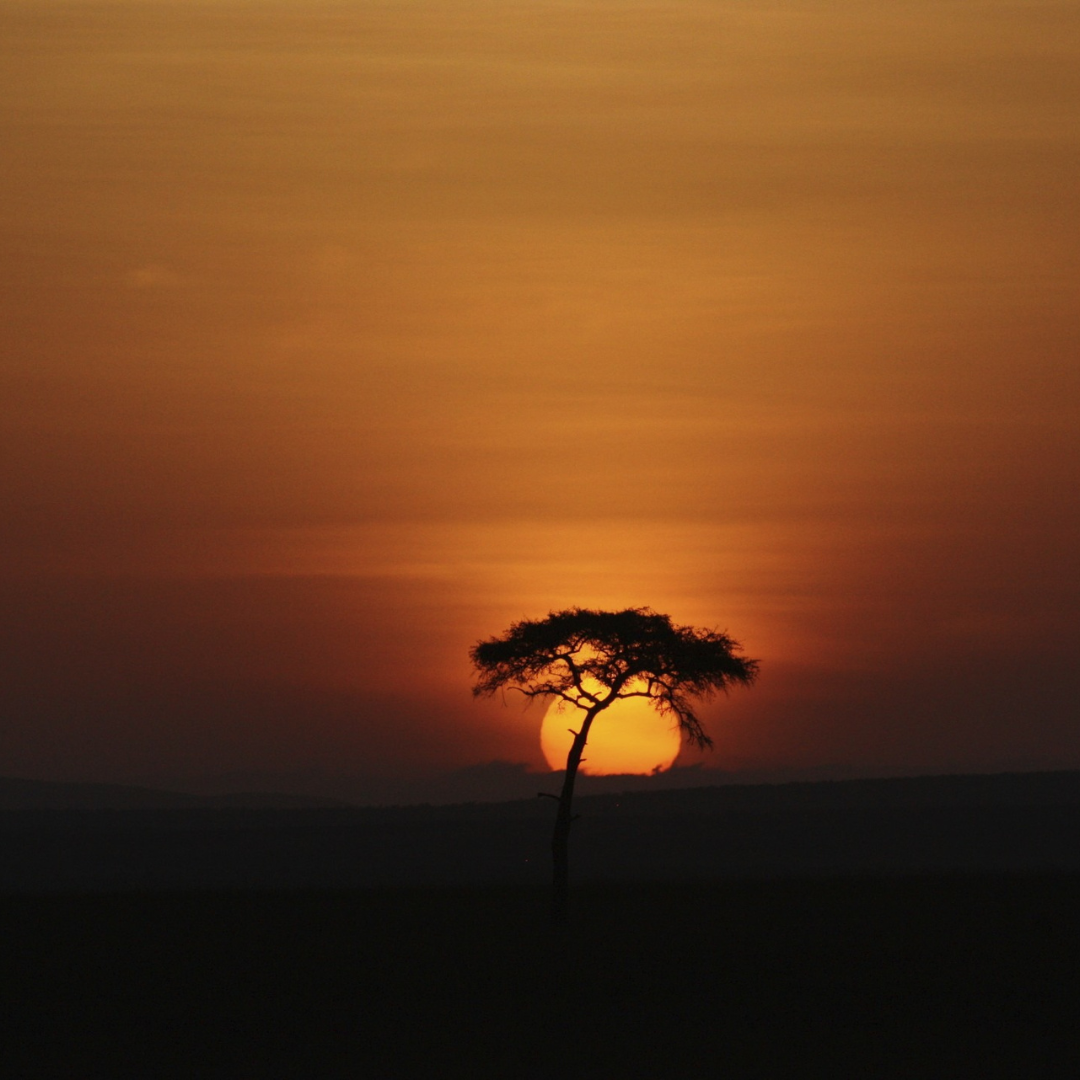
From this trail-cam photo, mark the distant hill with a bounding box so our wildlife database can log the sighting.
[0,776,348,811]
[572,768,1080,816]
[1,770,1077,892]
[2,767,1078,814]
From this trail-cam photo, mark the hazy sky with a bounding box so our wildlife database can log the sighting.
[2,0,1078,798]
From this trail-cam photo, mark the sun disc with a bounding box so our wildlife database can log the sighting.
[540,694,681,776]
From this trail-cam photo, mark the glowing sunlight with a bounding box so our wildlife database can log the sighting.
[540,692,682,776]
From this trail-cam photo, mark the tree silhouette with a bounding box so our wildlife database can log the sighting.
[470,607,758,925]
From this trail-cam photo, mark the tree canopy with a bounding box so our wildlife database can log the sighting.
[470,606,759,749]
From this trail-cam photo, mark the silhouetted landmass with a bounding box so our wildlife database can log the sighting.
[1,770,1078,892]
[0,775,348,810]
[3,772,1079,1073]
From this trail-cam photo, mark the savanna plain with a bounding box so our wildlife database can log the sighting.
[4,874,1079,1076]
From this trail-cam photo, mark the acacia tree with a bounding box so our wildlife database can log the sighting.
[470,607,758,925]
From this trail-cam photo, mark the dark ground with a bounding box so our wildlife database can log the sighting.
[3,875,1079,1078]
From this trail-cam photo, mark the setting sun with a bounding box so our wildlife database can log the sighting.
[540,694,682,776]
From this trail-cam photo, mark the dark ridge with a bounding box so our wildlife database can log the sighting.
[0,776,348,811]
[1,770,1078,893]
[5,767,1078,816]
[571,768,1080,816]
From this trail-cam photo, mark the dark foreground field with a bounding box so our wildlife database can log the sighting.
[3,875,1078,1078]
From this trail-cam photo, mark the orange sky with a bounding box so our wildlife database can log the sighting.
[2,0,1078,799]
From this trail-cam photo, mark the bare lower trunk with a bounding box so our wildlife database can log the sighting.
[550,804,572,927]
[550,711,597,927]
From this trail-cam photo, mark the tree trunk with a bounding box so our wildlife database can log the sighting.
[550,710,597,927]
